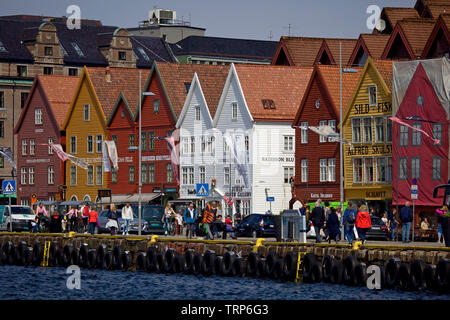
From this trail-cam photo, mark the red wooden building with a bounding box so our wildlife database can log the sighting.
[14,75,79,205]
[292,64,361,207]
[422,14,450,58]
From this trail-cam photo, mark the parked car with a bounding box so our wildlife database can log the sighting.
[97,209,149,234]
[0,205,35,232]
[235,213,276,238]
[366,215,390,241]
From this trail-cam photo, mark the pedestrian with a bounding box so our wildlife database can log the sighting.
[388,208,399,241]
[162,203,175,235]
[381,212,388,226]
[212,213,222,239]
[343,202,357,245]
[201,201,216,240]
[183,202,196,239]
[61,209,68,233]
[326,207,340,244]
[323,201,331,241]
[336,206,342,241]
[356,204,372,245]
[88,208,98,235]
[421,217,430,230]
[35,202,49,232]
[223,215,237,239]
[67,206,79,232]
[175,211,183,235]
[436,205,447,243]
[122,202,134,236]
[81,204,90,233]
[310,200,325,243]
[106,204,119,235]
[401,201,413,243]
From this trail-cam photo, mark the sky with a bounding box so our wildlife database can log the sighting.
[0,0,417,41]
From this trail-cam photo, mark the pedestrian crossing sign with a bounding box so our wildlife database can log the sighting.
[196,183,209,197]
[2,180,16,195]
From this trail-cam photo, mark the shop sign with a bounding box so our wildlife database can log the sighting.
[261,156,295,163]
[310,193,333,199]
[26,158,50,164]
[365,191,387,199]
[353,102,392,115]
[347,144,391,156]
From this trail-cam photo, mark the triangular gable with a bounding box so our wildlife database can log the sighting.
[293,66,320,126]
[62,66,106,130]
[106,92,135,127]
[176,72,214,129]
[422,15,450,58]
[271,40,294,66]
[348,36,369,66]
[212,63,254,127]
[382,24,415,60]
[341,57,392,127]
[314,40,334,65]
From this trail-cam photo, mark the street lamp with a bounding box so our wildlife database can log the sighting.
[138,70,155,236]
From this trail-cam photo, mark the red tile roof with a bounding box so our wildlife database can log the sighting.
[397,18,437,56]
[372,59,395,90]
[359,34,391,59]
[38,75,80,128]
[86,67,151,118]
[425,5,450,17]
[279,36,326,66]
[156,62,229,118]
[382,7,421,29]
[234,64,313,121]
[322,38,358,64]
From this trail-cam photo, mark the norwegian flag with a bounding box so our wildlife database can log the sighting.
[225,196,234,207]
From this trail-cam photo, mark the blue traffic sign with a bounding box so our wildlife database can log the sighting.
[196,183,209,197]
[2,180,16,194]
[266,196,275,202]
[412,178,417,185]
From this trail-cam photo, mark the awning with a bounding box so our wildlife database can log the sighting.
[125,193,160,203]
[97,194,132,205]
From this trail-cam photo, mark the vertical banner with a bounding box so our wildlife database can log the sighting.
[102,141,111,172]
[105,140,118,170]
[163,136,180,184]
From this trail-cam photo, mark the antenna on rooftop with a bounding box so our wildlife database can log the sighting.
[268,31,273,40]
[283,24,293,37]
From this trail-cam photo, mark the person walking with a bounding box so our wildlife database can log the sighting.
[202,201,216,240]
[436,205,448,243]
[401,202,413,243]
[35,202,49,232]
[67,206,79,232]
[212,213,222,239]
[388,208,399,241]
[106,204,119,235]
[310,200,326,243]
[323,201,331,241]
[162,203,175,235]
[88,208,98,235]
[81,204,90,233]
[356,204,372,245]
[336,206,342,241]
[343,203,357,245]
[183,202,196,239]
[122,202,134,236]
[223,215,237,239]
[326,207,340,244]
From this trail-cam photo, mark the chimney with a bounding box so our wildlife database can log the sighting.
[162,34,167,42]
[105,66,111,82]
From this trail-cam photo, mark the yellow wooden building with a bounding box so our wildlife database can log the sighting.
[341,57,394,215]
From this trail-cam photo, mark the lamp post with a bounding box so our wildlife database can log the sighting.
[138,71,155,236]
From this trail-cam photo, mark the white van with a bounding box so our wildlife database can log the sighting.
[0,205,35,232]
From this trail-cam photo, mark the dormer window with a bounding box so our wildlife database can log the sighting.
[262,99,275,109]
[368,85,377,106]
[60,44,68,56]
[71,42,84,56]
[119,51,127,60]
[0,41,7,52]
[44,47,53,56]
[138,47,150,62]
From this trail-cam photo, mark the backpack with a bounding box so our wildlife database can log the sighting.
[347,210,356,225]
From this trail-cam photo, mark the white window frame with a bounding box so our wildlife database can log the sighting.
[399,125,408,147]
[319,120,327,143]
[84,104,90,121]
[433,123,442,146]
[364,158,374,184]
[195,106,201,121]
[432,157,441,180]
[327,158,335,182]
[399,157,408,181]
[48,166,54,185]
[284,167,294,184]
[96,134,102,153]
[48,138,54,155]
[411,157,420,180]
[328,120,336,142]
[368,85,377,106]
[353,158,363,184]
[224,167,230,185]
[21,167,27,185]
[35,108,42,125]
[96,165,103,185]
[87,135,93,154]
[87,165,94,185]
[70,136,76,154]
[319,159,327,182]
[199,166,206,184]
[301,159,308,183]
[29,167,35,185]
[301,122,308,144]
[352,118,361,143]
[411,123,422,146]
[22,139,27,156]
[283,135,294,152]
[374,116,385,143]
[70,166,77,186]
[29,139,35,156]
[232,102,238,120]
[363,117,372,144]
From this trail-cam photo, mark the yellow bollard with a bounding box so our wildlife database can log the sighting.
[353,241,362,250]
[68,232,76,238]
[252,238,266,253]
[150,235,159,243]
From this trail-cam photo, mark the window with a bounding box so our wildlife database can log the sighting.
[328,158,335,182]
[284,167,294,184]
[208,136,214,154]
[375,117,385,143]
[301,159,308,182]
[21,92,28,108]
[153,99,160,114]
[411,123,422,146]
[0,92,4,109]
[376,157,386,183]
[195,106,201,121]
[87,166,94,185]
[141,163,148,184]
[29,167,34,185]
[364,158,374,184]
[35,108,43,125]
[149,163,155,183]
[320,159,327,182]
[232,102,238,120]
[184,82,191,93]
[47,166,55,184]
[141,132,147,151]
[399,125,408,146]
[43,67,53,75]
[433,157,442,180]
[363,118,372,143]
[190,136,195,154]
[44,46,53,56]
[96,165,102,185]
[188,167,194,184]
[149,132,155,151]
[48,138,54,154]
[84,104,89,121]
[70,166,77,185]
[167,163,173,183]
[71,42,84,56]
[0,41,7,52]
[353,159,363,183]
[201,136,206,154]
[368,86,377,106]
[182,167,194,184]
[87,136,93,153]
[138,47,150,62]
[129,134,135,149]
[0,121,3,138]
[319,120,327,143]
[399,157,408,180]
[301,122,308,144]
[21,168,27,185]
[29,139,35,155]
[386,118,392,143]
[70,136,76,154]
[224,167,230,185]
[112,135,118,147]
[118,51,127,60]
[411,157,420,180]
[22,139,27,156]
[199,166,206,184]
[283,136,294,152]
[182,137,189,155]
[352,118,361,143]
[328,120,336,142]
[386,157,392,182]
[129,165,135,183]
[17,65,27,77]
[96,135,102,153]
[433,123,442,146]
[68,68,78,76]
[111,168,117,184]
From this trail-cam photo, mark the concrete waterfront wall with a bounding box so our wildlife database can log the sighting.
[1,233,450,270]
